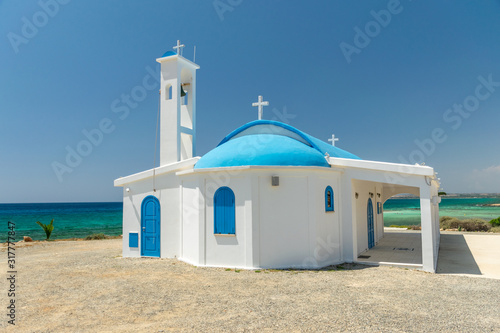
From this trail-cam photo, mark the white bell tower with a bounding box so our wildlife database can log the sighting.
[156,40,200,166]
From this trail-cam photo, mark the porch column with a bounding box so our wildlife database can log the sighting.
[341,177,355,262]
[420,185,437,272]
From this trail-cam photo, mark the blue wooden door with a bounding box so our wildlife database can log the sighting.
[214,187,235,234]
[141,196,160,257]
[367,198,375,249]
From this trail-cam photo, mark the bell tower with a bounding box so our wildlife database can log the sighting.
[156,40,200,166]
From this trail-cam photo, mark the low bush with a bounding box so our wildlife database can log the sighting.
[460,218,491,232]
[85,233,109,240]
[440,216,491,232]
[440,216,460,230]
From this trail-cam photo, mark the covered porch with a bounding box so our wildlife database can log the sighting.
[331,157,441,273]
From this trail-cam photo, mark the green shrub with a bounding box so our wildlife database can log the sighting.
[489,217,500,227]
[85,233,109,240]
[36,219,54,240]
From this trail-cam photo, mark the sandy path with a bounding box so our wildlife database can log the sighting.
[1,239,499,332]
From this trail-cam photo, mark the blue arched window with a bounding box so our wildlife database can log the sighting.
[325,186,334,212]
[214,187,235,235]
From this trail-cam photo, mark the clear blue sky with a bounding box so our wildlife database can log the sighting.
[1,0,500,203]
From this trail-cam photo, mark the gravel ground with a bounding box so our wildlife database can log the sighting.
[1,239,499,332]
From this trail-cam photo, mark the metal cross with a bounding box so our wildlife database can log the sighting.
[328,134,339,146]
[252,95,269,120]
[173,40,185,56]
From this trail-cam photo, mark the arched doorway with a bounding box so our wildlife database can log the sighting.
[141,196,161,257]
[367,198,375,249]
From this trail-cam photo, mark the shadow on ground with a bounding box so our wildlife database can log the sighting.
[436,233,481,275]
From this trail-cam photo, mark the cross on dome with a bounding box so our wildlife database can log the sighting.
[328,134,339,146]
[173,40,185,56]
[252,95,269,120]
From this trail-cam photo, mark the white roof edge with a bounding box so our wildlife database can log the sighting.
[155,54,200,69]
[114,157,200,186]
[176,164,343,176]
[329,157,435,176]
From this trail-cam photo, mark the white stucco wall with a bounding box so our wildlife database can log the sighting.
[254,169,342,269]
[178,167,343,269]
[258,173,310,268]
[309,176,342,267]
[180,178,202,265]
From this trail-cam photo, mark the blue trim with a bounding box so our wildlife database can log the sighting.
[367,198,375,249]
[214,187,235,235]
[195,135,331,169]
[216,120,361,159]
[325,186,334,212]
[195,120,360,169]
[129,232,138,248]
[161,50,177,57]
[218,120,320,149]
[141,195,161,257]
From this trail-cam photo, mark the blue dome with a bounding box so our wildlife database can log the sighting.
[161,50,177,58]
[194,120,360,169]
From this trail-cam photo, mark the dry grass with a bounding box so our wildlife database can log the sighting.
[85,233,112,240]
[490,226,500,233]
[440,216,492,232]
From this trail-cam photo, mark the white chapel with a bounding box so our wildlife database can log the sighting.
[114,41,441,272]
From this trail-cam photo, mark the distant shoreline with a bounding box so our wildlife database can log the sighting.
[390,195,500,199]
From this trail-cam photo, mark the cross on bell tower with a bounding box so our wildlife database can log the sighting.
[252,95,269,120]
[173,40,185,56]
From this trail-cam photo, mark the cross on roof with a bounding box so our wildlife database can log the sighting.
[328,134,339,147]
[252,95,269,120]
[173,40,185,56]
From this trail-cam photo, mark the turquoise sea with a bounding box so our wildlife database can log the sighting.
[0,202,122,242]
[1,198,500,242]
[384,197,500,226]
